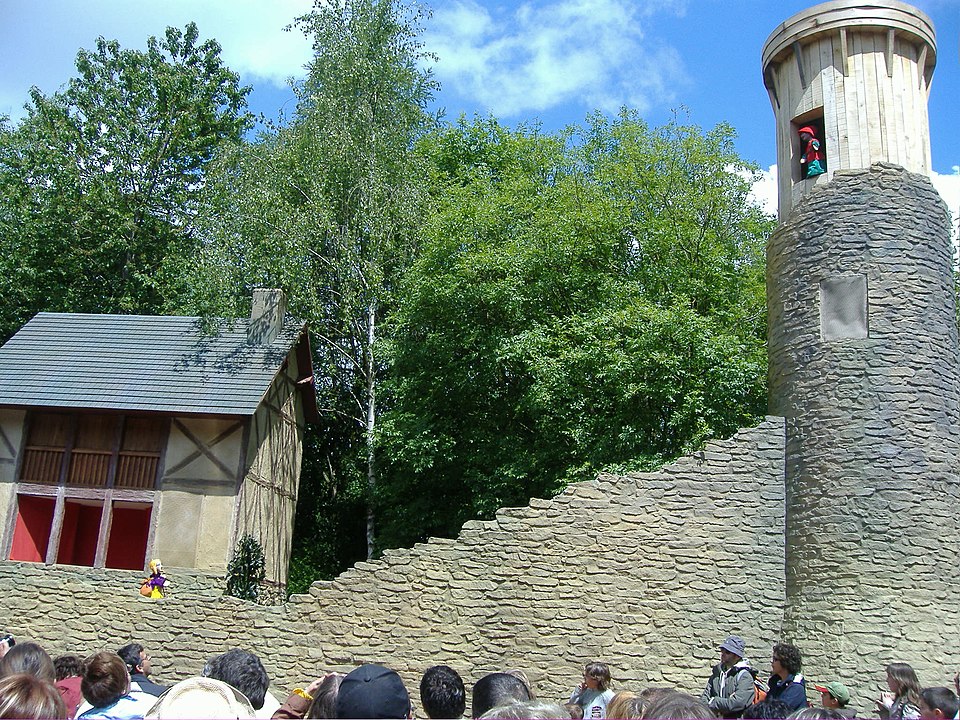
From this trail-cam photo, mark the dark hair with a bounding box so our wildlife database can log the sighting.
[772,644,802,675]
[116,644,144,674]
[787,709,844,720]
[307,672,342,719]
[472,673,531,718]
[81,651,129,708]
[921,687,958,719]
[204,649,269,710]
[0,673,67,719]
[420,665,466,719]
[743,700,793,719]
[583,663,611,692]
[642,691,715,720]
[886,663,922,709]
[52,654,83,681]
[0,643,55,683]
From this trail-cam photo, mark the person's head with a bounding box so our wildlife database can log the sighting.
[477,701,570,719]
[919,687,959,720]
[420,665,466,719]
[117,643,151,678]
[0,643,55,683]
[583,663,611,692]
[641,691,714,720]
[797,126,816,142]
[719,636,746,668]
[605,691,638,720]
[149,559,163,575]
[742,700,793,719]
[503,670,534,699]
[53,655,83,681]
[0,673,67,719]
[307,673,343,720]
[336,664,411,719]
[786,709,843,720]
[82,651,130,708]
[143,676,255,719]
[886,663,922,705]
[772,644,802,677]
[814,682,849,710]
[472,673,531,718]
[564,703,583,720]
[203,649,269,710]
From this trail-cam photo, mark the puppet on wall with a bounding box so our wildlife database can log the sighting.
[798,125,826,178]
[139,559,168,599]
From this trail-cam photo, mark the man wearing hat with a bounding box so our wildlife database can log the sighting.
[700,635,758,719]
[337,664,413,719]
[816,681,855,718]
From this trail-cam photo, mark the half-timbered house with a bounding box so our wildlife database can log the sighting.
[0,290,316,588]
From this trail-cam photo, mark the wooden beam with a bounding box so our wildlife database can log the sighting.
[164,419,240,479]
[792,41,807,87]
[44,488,65,565]
[94,489,113,568]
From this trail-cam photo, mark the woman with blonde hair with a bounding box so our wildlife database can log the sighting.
[604,691,639,719]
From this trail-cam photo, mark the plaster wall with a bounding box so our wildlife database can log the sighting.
[0,418,785,715]
[237,354,305,586]
[0,410,23,543]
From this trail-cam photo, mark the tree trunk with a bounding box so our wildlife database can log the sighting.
[364,295,377,559]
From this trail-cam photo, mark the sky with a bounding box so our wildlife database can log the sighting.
[0,0,957,222]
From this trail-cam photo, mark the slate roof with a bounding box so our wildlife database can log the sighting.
[0,312,312,417]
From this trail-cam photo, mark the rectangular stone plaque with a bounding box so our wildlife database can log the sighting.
[820,275,868,340]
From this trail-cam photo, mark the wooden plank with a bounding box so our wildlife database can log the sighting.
[917,44,927,90]
[863,33,884,165]
[850,31,868,167]
[834,33,849,170]
[885,28,895,77]
[840,28,849,76]
[877,32,893,161]
[810,37,824,114]
[793,41,807,88]
[821,34,838,176]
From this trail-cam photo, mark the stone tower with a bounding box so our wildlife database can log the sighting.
[763,0,960,689]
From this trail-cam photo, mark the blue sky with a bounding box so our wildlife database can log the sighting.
[0,0,957,218]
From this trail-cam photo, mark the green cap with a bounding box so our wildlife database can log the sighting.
[814,682,851,705]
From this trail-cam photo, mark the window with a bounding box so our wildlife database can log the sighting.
[9,412,166,568]
[792,111,827,182]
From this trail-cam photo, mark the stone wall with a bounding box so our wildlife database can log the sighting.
[0,418,784,714]
[767,164,960,690]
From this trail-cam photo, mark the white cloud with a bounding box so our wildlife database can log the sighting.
[425,0,688,119]
[749,164,779,217]
[0,0,312,121]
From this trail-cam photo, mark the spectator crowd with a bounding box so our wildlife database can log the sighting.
[0,632,956,720]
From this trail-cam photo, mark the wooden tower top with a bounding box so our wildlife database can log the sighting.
[761,1,937,219]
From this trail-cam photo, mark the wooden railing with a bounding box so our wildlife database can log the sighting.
[20,447,64,484]
[68,450,111,487]
[115,453,160,489]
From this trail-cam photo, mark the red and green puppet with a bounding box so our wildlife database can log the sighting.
[798,126,826,178]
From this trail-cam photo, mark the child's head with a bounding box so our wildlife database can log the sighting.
[797,125,816,141]
[583,662,611,691]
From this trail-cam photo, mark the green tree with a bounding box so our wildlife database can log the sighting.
[375,112,773,548]
[188,0,437,569]
[0,23,251,340]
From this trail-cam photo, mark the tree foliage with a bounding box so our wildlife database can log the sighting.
[374,112,773,548]
[0,23,251,340]
[187,0,437,574]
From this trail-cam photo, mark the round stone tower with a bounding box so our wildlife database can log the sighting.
[763,0,960,692]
